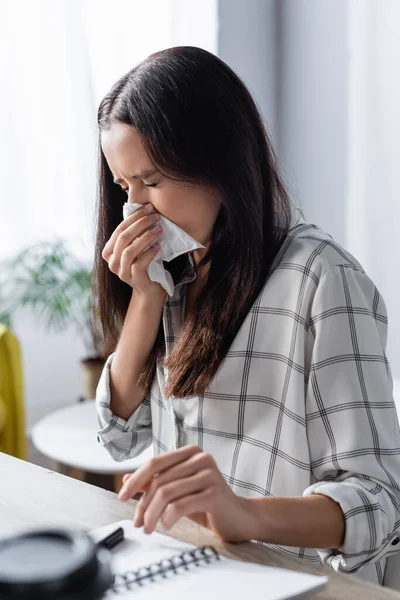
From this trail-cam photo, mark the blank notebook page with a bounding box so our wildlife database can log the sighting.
[90,520,327,600]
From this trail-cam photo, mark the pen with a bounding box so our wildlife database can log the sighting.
[97,527,125,551]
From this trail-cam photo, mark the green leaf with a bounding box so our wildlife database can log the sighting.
[0,312,12,328]
[0,239,102,357]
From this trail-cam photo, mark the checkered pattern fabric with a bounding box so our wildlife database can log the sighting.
[96,220,400,585]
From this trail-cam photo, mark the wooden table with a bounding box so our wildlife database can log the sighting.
[1,453,399,600]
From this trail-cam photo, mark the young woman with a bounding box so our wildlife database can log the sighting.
[94,46,400,585]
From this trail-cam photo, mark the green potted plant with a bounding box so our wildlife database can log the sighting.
[0,240,105,400]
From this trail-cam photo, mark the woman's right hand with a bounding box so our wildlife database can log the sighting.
[102,203,165,299]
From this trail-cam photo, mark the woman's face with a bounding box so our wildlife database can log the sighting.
[101,122,221,247]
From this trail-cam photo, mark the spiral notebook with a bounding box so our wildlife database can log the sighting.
[90,520,327,599]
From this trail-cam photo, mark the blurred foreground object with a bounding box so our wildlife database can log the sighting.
[0,527,112,599]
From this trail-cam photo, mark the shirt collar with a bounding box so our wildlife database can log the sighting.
[175,253,197,287]
[167,252,197,303]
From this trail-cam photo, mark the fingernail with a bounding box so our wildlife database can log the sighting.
[118,486,129,501]
[145,204,154,213]
[143,526,151,535]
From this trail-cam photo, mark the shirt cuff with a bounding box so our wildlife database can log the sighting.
[95,352,151,446]
[303,480,400,572]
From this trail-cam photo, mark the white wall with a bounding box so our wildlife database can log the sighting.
[346,0,400,375]
[219,0,399,376]
[218,0,349,244]
[276,0,349,245]
[171,0,218,52]
[218,0,278,137]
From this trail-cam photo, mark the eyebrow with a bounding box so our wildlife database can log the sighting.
[113,169,158,184]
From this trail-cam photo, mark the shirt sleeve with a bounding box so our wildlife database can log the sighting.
[95,353,153,462]
[303,264,400,573]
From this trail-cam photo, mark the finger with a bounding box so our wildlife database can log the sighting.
[161,489,213,532]
[107,217,159,276]
[133,452,212,527]
[119,224,162,277]
[142,470,210,534]
[134,242,161,269]
[121,473,150,491]
[134,225,163,261]
[119,445,201,502]
[109,213,160,271]
[113,212,160,256]
[102,204,151,259]
[102,203,154,259]
[119,242,161,289]
[118,445,202,501]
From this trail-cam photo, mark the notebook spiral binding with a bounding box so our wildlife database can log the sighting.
[111,545,220,593]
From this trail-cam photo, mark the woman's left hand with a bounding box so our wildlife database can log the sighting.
[118,445,258,542]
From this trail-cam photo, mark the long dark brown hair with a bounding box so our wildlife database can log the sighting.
[94,46,292,398]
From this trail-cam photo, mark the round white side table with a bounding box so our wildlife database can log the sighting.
[31,400,153,491]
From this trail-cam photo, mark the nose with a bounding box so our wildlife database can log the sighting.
[126,190,143,205]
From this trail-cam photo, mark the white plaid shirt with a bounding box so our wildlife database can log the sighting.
[96,218,400,586]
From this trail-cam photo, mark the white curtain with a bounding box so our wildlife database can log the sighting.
[0,0,217,263]
[0,0,178,262]
[0,0,217,429]
[347,0,400,377]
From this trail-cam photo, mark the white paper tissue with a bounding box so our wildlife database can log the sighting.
[122,202,204,296]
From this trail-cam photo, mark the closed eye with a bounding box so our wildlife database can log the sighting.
[120,182,158,193]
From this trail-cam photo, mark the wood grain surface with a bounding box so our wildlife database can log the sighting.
[1,452,399,600]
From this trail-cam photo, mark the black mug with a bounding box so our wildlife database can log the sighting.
[0,529,112,599]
